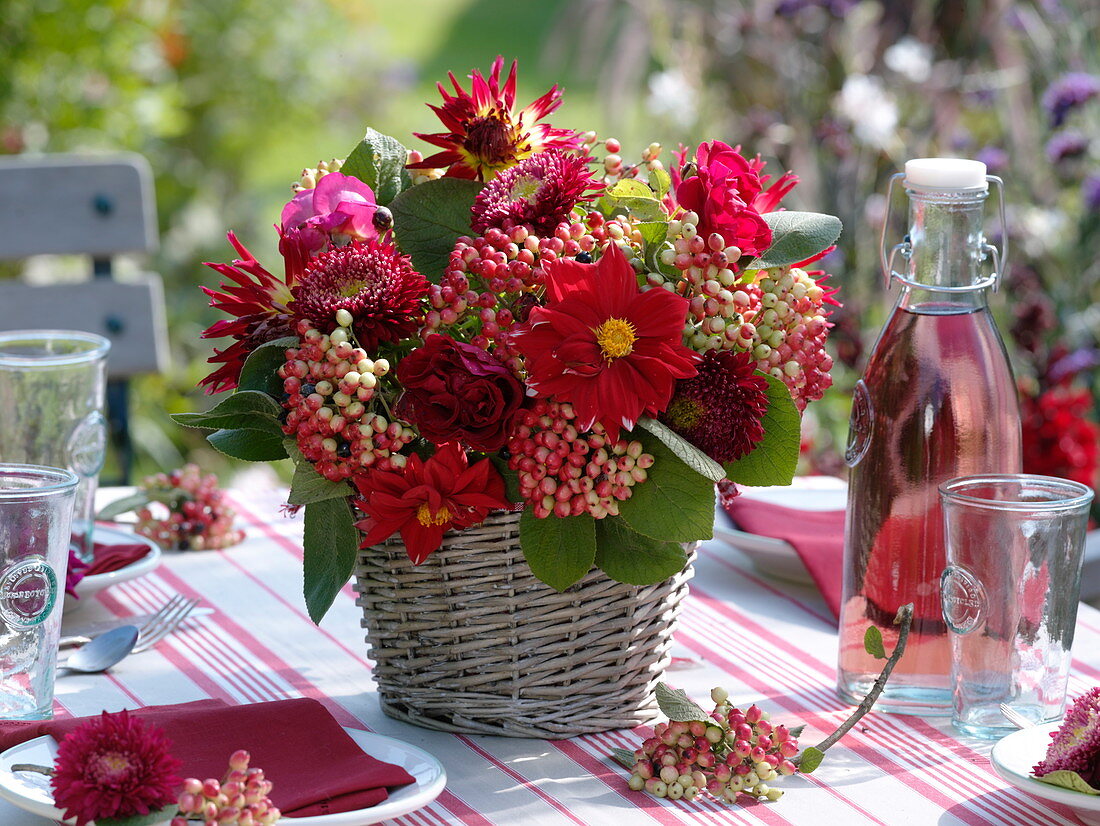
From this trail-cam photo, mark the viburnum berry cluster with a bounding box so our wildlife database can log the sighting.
[279,314,413,482]
[171,750,280,826]
[627,687,799,805]
[131,465,244,551]
[508,399,654,519]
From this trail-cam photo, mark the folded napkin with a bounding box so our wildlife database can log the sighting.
[723,496,845,620]
[85,541,151,575]
[0,698,416,816]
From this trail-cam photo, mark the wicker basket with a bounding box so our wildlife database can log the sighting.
[353,510,695,738]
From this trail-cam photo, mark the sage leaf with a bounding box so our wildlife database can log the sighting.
[747,211,842,270]
[655,682,710,723]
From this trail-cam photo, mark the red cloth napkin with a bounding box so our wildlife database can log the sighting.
[0,698,416,816]
[723,497,846,620]
[85,541,151,575]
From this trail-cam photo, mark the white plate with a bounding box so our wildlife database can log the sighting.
[0,727,446,826]
[990,723,1100,825]
[712,477,847,585]
[70,525,161,601]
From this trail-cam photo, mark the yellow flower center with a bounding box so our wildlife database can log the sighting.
[664,397,706,430]
[92,751,134,783]
[416,503,452,527]
[595,317,636,361]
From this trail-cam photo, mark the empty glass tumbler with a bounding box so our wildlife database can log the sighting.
[0,464,78,720]
[0,330,110,562]
[940,474,1094,739]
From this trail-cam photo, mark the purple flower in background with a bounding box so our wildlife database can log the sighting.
[1042,73,1100,127]
[1084,174,1100,211]
[976,146,1009,173]
[1045,131,1089,163]
[774,0,856,17]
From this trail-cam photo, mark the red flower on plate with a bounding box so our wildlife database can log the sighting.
[409,56,581,181]
[354,443,512,564]
[508,243,700,440]
[51,710,182,826]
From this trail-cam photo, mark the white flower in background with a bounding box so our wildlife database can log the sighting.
[835,74,899,150]
[1017,206,1069,257]
[647,68,698,128]
[884,37,933,84]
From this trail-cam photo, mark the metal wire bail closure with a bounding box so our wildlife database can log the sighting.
[879,172,1008,293]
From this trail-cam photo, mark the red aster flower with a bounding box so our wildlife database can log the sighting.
[289,238,428,350]
[1034,687,1100,787]
[409,56,582,182]
[200,230,309,394]
[659,349,770,463]
[470,149,603,235]
[508,243,700,441]
[51,710,182,826]
[354,442,512,564]
[1022,385,1100,488]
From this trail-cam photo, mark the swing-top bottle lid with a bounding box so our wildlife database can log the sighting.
[904,158,988,192]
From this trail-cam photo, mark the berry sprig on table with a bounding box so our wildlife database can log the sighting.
[171,749,280,826]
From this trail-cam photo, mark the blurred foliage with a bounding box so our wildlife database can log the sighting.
[2,0,1097,497]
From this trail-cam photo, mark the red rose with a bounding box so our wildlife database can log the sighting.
[396,335,524,451]
[675,140,772,256]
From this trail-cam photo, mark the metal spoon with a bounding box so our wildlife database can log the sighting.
[56,625,140,675]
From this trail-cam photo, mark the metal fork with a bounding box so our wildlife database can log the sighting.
[132,596,200,653]
[59,595,199,651]
[999,703,1036,729]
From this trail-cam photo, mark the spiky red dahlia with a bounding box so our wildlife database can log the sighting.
[289,238,428,349]
[470,149,603,234]
[51,710,182,826]
[409,56,582,181]
[508,243,700,440]
[659,349,770,463]
[200,231,309,393]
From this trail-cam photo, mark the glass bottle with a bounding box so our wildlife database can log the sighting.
[837,158,1022,715]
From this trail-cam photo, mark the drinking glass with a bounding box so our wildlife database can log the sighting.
[0,330,110,562]
[0,464,78,720]
[940,474,1094,738]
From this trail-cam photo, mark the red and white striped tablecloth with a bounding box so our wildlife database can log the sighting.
[7,485,1098,826]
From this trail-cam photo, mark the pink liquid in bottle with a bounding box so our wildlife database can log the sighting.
[838,301,1021,714]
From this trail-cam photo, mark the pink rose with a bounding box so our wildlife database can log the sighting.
[280,172,380,251]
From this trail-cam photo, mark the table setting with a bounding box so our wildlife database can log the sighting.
[0,52,1098,826]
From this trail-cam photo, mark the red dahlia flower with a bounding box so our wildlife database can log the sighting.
[200,230,310,394]
[673,141,772,255]
[289,238,428,349]
[51,710,182,826]
[354,443,511,564]
[1022,385,1100,488]
[409,56,582,181]
[508,243,700,440]
[659,349,770,463]
[470,149,603,234]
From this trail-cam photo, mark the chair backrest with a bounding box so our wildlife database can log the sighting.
[0,153,167,376]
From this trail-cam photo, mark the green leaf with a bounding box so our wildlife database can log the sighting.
[303,497,360,623]
[341,128,413,206]
[746,211,842,270]
[596,179,666,222]
[237,336,296,398]
[723,373,801,487]
[799,746,825,773]
[488,454,523,504]
[595,517,688,585]
[649,167,671,200]
[519,509,596,591]
[96,490,152,521]
[638,418,724,483]
[1034,770,1100,795]
[208,428,288,462]
[98,808,179,826]
[389,178,483,281]
[788,724,806,739]
[172,390,284,435]
[617,428,715,543]
[655,682,710,723]
[611,747,637,770]
[636,221,667,248]
[288,455,353,506]
[864,626,887,659]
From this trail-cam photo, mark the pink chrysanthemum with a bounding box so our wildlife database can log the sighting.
[51,710,182,826]
[1034,687,1100,787]
[470,149,603,235]
[409,56,582,181]
[289,238,428,349]
[659,349,770,464]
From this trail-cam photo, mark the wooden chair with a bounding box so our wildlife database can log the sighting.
[0,153,169,482]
